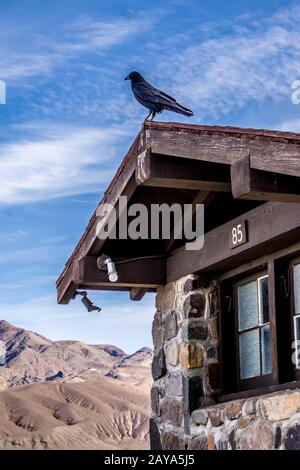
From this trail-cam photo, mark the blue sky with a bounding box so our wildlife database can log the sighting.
[0,0,300,352]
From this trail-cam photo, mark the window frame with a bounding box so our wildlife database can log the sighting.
[289,256,300,380]
[219,243,300,401]
[233,270,274,391]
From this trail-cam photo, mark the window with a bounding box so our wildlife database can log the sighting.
[291,262,300,370]
[220,251,300,398]
[233,273,273,391]
[237,275,271,380]
[220,267,276,395]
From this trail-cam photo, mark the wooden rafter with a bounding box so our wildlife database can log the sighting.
[136,149,231,191]
[231,157,300,202]
[56,121,300,304]
[76,255,165,288]
[167,202,300,282]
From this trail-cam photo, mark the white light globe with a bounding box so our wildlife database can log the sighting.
[109,272,118,283]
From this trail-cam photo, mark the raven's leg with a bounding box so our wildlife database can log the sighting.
[150,111,156,121]
[144,110,152,121]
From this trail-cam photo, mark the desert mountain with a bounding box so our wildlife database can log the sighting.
[0,320,152,450]
[0,320,151,389]
[109,347,153,386]
[0,379,150,450]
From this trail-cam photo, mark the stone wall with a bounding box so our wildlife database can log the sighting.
[150,275,300,450]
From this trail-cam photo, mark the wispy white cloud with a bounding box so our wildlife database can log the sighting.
[155,6,300,119]
[59,15,153,54]
[0,230,28,242]
[0,243,70,264]
[0,123,130,204]
[40,235,70,245]
[0,15,153,82]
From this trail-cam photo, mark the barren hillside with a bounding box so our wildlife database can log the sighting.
[0,320,152,450]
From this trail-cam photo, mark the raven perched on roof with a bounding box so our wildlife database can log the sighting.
[124,71,193,121]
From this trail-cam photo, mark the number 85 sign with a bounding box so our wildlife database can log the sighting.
[230,220,248,249]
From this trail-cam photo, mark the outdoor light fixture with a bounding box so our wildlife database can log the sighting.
[73,291,101,313]
[97,255,118,283]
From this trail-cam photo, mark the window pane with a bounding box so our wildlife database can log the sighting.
[258,276,269,324]
[261,325,271,375]
[293,264,300,315]
[294,316,300,369]
[238,281,259,331]
[239,330,260,379]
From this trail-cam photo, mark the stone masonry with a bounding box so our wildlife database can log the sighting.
[150,274,300,450]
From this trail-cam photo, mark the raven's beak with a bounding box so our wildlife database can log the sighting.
[124,75,130,81]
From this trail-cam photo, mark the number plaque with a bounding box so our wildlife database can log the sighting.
[230,221,247,248]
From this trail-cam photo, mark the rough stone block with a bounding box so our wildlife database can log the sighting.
[183,292,207,318]
[183,375,204,414]
[207,433,216,450]
[285,424,300,450]
[156,284,176,312]
[191,409,208,426]
[208,409,224,427]
[239,420,274,450]
[161,397,183,427]
[152,311,165,350]
[180,343,203,369]
[165,311,179,340]
[161,431,187,450]
[183,278,210,294]
[260,392,300,422]
[182,323,208,342]
[217,440,228,450]
[166,373,183,396]
[237,416,252,429]
[150,418,162,450]
[165,339,179,367]
[225,399,244,420]
[209,319,219,340]
[188,434,208,450]
[207,347,217,359]
[229,430,236,450]
[242,399,256,416]
[151,387,164,415]
[152,349,167,380]
[208,283,219,317]
[275,426,282,449]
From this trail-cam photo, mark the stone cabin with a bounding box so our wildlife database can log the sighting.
[57,121,300,450]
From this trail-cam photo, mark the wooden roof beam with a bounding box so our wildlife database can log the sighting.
[167,202,300,282]
[130,288,148,301]
[231,157,300,203]
[75,255,165,290]
[136,149,231,191]
[146,125,300,177]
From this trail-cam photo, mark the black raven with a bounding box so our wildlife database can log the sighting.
[124,71,193,121]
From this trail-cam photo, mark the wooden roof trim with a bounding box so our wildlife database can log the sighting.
[56,129,144,288]
[59,121,300,279]
[146,123,300,177]
[167,201,300,282]
[145,121,300,144]
[57,121,300,303]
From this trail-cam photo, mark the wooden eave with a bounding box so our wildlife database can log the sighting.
[56,121,300,305]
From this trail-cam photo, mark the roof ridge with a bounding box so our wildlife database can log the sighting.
[143,121,300,142]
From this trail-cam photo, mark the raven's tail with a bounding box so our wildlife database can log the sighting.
[164,102,193,117]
